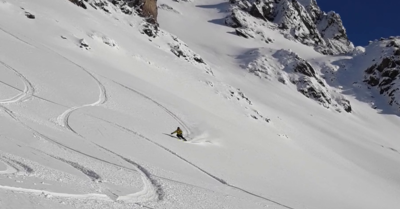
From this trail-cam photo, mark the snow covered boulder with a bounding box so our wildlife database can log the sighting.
[352,46,366,56]
[24,11,35,19]
[88,32,118,48]
[79,38,90,50]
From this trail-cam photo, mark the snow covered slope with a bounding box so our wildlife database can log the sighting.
[0,0,399,209]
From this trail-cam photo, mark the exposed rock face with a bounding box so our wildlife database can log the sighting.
[141,0,158,24]
[224,9,275,44]
[69,0,87,9]
[130,0,158,24]
[363,37,400,112]
[24,12,36,19]
[226,0,354,55]
[242,48,351,112]
[68,0,158,24]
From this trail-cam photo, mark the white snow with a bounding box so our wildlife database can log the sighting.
[0,0,399,209]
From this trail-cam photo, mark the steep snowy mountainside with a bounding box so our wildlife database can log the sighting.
[0,0,400,209]
[332,37,400,114]
[158,0,353,111]
[225,0,354,55]
[238,48,352,112]
[362,38,400,112]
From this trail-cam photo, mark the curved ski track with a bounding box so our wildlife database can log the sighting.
[0,106,162,204]
[91,80,295,207]
[0,61,35,104]
[0,158,18,174]
[109,79,191,135]
[96,145,163,202]
[43,50,163,203]
[54,56,107,136]
[91,116,295,209]
[53,156,102,182]
[0,27,36,48]
[0,45,156,204]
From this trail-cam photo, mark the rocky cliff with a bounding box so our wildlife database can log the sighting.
[241,48,352,112]
[69,0,158,23]
[362,37,400,112]
[226,0,354,55]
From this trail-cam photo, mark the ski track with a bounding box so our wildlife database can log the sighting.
[0,29,193,204]
[0,28,206,207]
[89,80,294,207]
[39,52,162,203]
[95,144,163,201]
[0,27,36,48]
[109,79,191,135]
[0,80,67,108]
[0,106,203,207]
[0,185,112,201]
[0,29,294,208]
[0,151,110,202]
[0,105,160,204]
[54,54,107,135]
[0,60,35,104]
[0,57,155,203]
[52,156,102,182]
[0,158,18,174]
[91,116,295,209]
[87,115,225,183]
[6,158,34,173]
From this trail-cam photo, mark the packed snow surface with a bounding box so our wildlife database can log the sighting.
[0,0,399,209]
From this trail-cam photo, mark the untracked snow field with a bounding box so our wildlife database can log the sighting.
[0,0,400,208]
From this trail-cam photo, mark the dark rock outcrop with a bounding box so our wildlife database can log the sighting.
[242,48,351,112]
[25,12,36,19]
[134,0,158,24]
[225,0,354,55]
[363,38,400,112]
[68,0,158,24]
[69,0,87,9]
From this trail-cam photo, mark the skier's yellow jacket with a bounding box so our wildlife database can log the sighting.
[171,128,182,135]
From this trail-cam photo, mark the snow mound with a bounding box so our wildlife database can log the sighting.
[88,32,118,48]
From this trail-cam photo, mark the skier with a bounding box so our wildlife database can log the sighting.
[171,127,187,141]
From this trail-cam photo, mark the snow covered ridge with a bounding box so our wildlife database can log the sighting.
[362,37,400,112]
[226,0,354,55]
[241,48,352,112]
